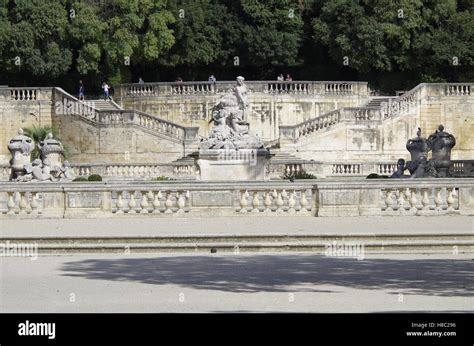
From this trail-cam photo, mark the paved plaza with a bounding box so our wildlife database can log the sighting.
[1,216,473,313]
[1,252,473,313]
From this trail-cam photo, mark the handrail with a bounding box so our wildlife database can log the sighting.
[53,87,199,141]
[279,83,473,141]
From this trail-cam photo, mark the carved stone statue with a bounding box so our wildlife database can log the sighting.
[390,158,406,178]
[7,128,34,180]
[38,132,65,172]
[200,76,264,150]
[15,159,57,182]
[8,130,74,182]
[398,125,456,178]
[405,127,429,175]
[427,125,456,177]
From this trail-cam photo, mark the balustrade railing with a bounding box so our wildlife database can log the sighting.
[1,180,473,217]
[381,187,459,215]
[332,164,361,175]
[237,188,313,214]
[116,81,368,97]
[112,190,190,214]
[10,88,40,101]
[445,84,471,96]
[265,82,312,94]
[52,88,198,142]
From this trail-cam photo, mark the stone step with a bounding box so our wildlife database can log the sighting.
[5,232,472,243]
[3,234,473,254]
[88,99,122,111]
[365,97,392,108]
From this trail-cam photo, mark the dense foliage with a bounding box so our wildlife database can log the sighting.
[0,0,472,93]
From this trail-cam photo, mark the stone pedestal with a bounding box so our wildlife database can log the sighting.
[196,149,271,181]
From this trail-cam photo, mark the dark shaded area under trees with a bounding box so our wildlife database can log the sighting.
[0,0,472,95]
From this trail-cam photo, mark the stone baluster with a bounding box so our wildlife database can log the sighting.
[164,192,174,213]
[397,189,407,214]
[152,191,162,213]
[239,190,249,213]
[288,191,296,213]
[264,192,272,212]
[275,190,284,212]
[115,192,124,214]
[18,192,29,214]
[30,192,40,214]
[140,191,149,214]
[421,189,430,210]
[252,192,260,213]
[384,190,394,211]
[408,189,418,213]
[6,192,16,214]
[447,188,455,211]
[176,192,187,214]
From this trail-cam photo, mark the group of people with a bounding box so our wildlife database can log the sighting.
[77,80,112,101]
[77,73,295,100]
[277,73,293,81]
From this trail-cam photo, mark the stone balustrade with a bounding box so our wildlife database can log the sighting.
[237,188,313,214]
[378,163,397,175]
[1,179,473,218]
[445,84,471,96]
[315,179,474,216]
[1,160,471,182]
[265,82,312,94]
[53,88,199,143]
[116,81,369,98]
[381,186,459,216]
[0,87,54,102]
[332,164,361,175]
[11,88,37,101]
[112,190,191,214]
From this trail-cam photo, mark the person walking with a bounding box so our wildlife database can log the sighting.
[138,77,144,84]
[78,80,85,100]
[208,75,216,82]
[102,82,111,100]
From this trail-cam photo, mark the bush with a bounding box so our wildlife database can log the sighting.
[23,125,70,160]
[72,177,88,182]
[366,173,389,179]
[282,170,317,180]
[88,174,103,181]
[153,176,174,181]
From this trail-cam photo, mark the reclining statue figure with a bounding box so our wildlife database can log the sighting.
[200,76,263,150]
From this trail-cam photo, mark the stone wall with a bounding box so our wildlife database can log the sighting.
[280,83,474,162]
[0,87,56,165]
[1,179,473,218]
[1,83,473,168]
[116,81,370,142]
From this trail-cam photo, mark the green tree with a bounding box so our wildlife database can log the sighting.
[4,0,72,77]
[98,0,175,84]
[233,0,305,67]
[310,0,473,82]
[162,0,231,66]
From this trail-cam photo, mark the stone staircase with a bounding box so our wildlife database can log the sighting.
[364,97,394,108]
[88,99,123,111]
[2,232,472,254]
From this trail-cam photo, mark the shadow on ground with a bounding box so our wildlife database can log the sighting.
[61,254,474,297]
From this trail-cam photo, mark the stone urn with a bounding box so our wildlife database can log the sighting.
[39,133,65,172]
[428,125,456,177]
[7,128,34,179]
[405,128,429,175]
